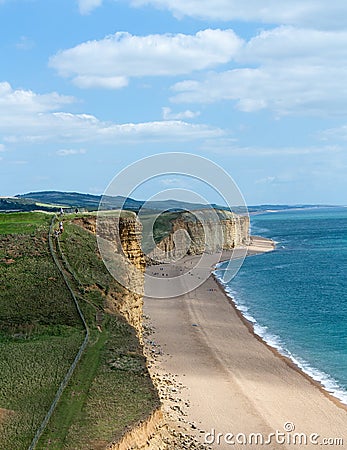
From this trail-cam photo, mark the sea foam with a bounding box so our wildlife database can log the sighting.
[214,268,347,406]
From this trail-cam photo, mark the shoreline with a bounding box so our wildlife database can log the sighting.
[214,238,347,411]
[212,272,347,413]
[144,238,347,449]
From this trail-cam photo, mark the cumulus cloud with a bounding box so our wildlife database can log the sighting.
[171,27,347,116]
[237,26,347,65]
[129,0,347,29]
[0,81,74,113]
[77,0,102,15]
[72,75,128,89]
[49,29,242,88]
[0,82,224,144]
[162,107,200,120]
[171,66,344,114]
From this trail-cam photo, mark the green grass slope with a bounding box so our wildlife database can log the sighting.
[0,212,159,450]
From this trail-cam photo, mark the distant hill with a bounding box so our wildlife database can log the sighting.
[15,191,230,213]
[0,190,335,214]
[0,197,59,213]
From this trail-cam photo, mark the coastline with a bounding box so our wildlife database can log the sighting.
[215,239,347,410]
[144,238,347,449]
[212,274,347,413]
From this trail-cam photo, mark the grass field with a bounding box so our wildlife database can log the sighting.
[37,316,157,449]
[0,212,52,235]
[0,212,84,449]
[0,332,84,449]
[0,212,159,449]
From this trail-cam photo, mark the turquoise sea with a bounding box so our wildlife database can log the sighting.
[215,207,347,404]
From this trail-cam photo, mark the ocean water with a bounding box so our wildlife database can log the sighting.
[215,207,347,404]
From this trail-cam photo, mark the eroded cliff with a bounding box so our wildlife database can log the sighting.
[74,214,146,338]
[148,209,250,263]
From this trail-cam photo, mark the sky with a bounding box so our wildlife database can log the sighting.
[0,0,347,205]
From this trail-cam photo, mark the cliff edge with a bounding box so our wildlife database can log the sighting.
[147,209,250,263]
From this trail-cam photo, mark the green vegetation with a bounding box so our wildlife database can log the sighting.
[17,190,231,213]
[0,212,52,235]
[59,220,115,290]
[37,317,156,449]
[0,197,59,213]
[0,212,158,449]
[140,210,181,253]
[0,212,84,449]
[0,333,84,449]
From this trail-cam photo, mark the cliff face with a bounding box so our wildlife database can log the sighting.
[108,409,167,450]
[221,213,250,249]
[149,210,249,263]
[74,209,249,333]
[75,215,145,338]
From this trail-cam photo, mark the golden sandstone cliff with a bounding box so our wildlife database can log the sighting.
[75,209,250,449]
[75,214,146,339]
[75,209,249,336]
[148,210,250,263]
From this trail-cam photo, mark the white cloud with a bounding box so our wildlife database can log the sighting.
[0,144,5,152]
[77,0,102,15]
[49,29,242,89]
[130,0,347,29]
[171,27,347,116]
[56,148,87,156]
[238,26,347,65]
[0,82,224,144]
[162,107,200,120]
[72,75,128,89]
[0,81,74,113]
[172,66,344,114]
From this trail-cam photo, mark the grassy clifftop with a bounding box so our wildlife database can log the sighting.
[0,212,159,450]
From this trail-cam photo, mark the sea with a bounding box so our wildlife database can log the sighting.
[215,207,347,405]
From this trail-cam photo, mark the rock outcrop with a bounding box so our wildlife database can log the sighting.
[148,209,250,263]
[107,409,166,450]
[74,214,146,338]
[107,407,207,450]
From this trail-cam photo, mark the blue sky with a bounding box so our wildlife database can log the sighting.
[0,0,347,205]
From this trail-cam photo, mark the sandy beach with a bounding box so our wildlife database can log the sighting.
[143,238,347,449]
